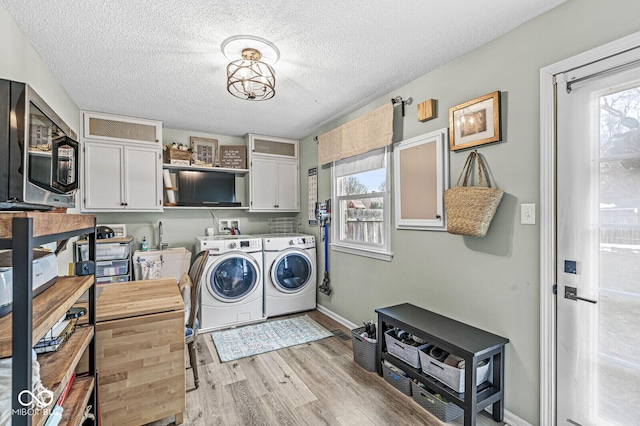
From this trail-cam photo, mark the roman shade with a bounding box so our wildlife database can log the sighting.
[317,103,393,165]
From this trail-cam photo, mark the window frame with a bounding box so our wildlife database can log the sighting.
[330,147,392,261]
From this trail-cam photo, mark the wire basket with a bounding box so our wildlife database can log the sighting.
[268,217,301,234]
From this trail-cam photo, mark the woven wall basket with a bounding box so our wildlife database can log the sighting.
[444,151,504,238]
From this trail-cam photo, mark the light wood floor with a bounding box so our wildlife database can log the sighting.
[147,310,505,426]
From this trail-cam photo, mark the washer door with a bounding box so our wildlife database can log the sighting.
[206,252,260,302]
[270,249,313,294]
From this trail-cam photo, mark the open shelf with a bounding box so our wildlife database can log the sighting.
[0,276,94,357]
[33,326,94,426]
[163,163,248,175]
[59,376,94,426]
[0,212,95,240]
[162,205,249,210]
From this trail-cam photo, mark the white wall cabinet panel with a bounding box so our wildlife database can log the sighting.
[124,145,162,210]
[246,134,299,212]
[83,141,162,211]
[275,159,299,211]
[83,142,124,210]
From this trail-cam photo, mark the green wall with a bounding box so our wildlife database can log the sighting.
[298,0,640,423]
[0,4,78,135]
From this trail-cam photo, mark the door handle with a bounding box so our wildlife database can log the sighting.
[564,286,598,304]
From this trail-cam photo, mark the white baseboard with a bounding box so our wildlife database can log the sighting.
[316,304,359,330]
[485,405,533,426]
[317,304,532,426]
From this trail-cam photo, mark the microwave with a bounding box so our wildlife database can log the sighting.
[0,79,79,210]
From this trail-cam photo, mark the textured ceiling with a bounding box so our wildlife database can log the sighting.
[2,0,566,140]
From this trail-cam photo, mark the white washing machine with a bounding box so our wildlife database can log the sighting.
[261,233,316,317]
[195,235,264,331]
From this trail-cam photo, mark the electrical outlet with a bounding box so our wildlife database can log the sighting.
[219,220,230,233]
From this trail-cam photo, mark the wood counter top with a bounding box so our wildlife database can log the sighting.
[96,278,183,322]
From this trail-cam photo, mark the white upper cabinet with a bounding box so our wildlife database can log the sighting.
[81,111,163,212]
[245,134,299,212]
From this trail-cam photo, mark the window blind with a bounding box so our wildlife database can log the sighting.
[317,103,393,165]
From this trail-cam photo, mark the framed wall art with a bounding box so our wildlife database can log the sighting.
[190,136,218,167]
[394,128,449,231]
[448,91,501,151]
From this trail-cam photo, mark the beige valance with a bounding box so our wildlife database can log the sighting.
[317,103,393,165]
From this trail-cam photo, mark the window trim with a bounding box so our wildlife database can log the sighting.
[330,147,393,261]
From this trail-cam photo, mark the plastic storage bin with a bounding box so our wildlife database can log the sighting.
[381,362,412,396]
[351,326,377,372]
[96,260,129,277]
[80,243,130,261]
[384,329,430,368]
[410,381,464,422]
[96,275,131,284]
[419,347,492,393]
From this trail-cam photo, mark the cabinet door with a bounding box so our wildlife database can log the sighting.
[250,157,277,210]
[124,145,162,211]
[83,142,124,210]
[275,159,299,211]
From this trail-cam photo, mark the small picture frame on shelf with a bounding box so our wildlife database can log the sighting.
[449,91,501,151]
[190,137,218,167]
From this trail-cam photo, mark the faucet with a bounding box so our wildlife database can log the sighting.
[158,221,169,250]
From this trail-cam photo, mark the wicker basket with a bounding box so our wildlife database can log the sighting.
[381,363,412,396]
[351,327,377,372]
[410,381,463,422]
[444,150,504,237]
[384,329,429,368]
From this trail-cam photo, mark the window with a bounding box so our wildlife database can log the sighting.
[331,147,392,261]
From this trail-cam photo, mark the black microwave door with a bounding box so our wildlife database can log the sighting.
[50,136,79,194]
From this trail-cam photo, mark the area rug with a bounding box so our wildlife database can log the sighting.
[211,315,333,362]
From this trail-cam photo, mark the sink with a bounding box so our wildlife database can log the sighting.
[133,247,192,282]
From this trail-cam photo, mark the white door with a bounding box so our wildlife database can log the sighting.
[250,156,277,210]
[83,142,124,210]
[123,145,162,210]
[275,159,299,211]
[556,50,640,426]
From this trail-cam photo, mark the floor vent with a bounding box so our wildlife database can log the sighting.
[332,329,350,341]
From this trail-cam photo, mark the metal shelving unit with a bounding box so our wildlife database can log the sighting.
[0,212,97,426]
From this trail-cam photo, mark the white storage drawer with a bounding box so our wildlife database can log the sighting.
[96,260,129,277]
[80,242,131,261]
[96,275,131,284]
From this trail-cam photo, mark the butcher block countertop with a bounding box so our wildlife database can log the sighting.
[96,278,183,322]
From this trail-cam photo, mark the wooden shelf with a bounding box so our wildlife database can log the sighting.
[0,275,94,357]
[60,376,94,426]
[0,212,95,240]
[33,326,94,426]
[162,205,248,210]
[163,163,248,174]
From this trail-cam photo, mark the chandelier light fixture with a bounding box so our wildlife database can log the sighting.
[222,35,280,101]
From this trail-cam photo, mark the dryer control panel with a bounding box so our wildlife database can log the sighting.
[288,236,315,249]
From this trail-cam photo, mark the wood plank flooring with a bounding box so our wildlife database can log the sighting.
[146,310,505,426]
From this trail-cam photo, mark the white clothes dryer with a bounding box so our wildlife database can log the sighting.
[261,233,316,317]
[196,235,264,331]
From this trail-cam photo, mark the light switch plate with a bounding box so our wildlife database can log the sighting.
[521,203,536,225]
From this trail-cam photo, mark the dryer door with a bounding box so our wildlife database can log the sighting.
[206,252,260,302]
[270,249,313,294]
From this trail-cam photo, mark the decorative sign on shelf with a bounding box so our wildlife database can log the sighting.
[219,145,247,169]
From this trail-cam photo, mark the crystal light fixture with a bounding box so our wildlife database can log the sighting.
[222,36,279,101]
